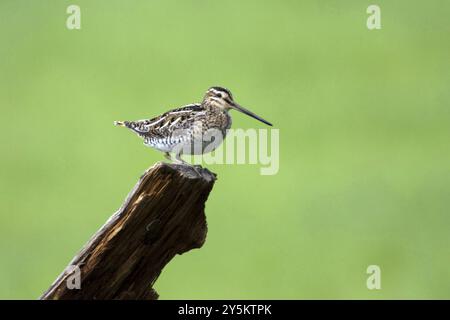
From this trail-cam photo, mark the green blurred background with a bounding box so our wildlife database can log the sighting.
[0,0,449,299]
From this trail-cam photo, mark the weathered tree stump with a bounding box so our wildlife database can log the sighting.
[40,162,216,300]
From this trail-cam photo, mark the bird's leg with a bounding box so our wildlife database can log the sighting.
[164,151,188,165]
[175,150,205,177]
[166,150,202,176]
[164,152,172,161]
[164,151,189,166]
[174,150,189,165]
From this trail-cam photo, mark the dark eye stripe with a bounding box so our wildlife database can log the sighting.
[210,87,231,95]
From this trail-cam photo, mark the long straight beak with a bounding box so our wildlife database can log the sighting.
[229,101,273,126]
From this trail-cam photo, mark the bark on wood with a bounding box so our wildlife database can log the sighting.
[40,162,216,300]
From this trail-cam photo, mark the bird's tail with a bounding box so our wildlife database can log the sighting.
[114,120,127,127]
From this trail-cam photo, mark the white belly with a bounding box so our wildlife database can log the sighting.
[145,130,228,155]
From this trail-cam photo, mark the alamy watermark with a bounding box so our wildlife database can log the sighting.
[66,5,81,30]
[367,5,381,30]
[169,126,280,175]
[65,265,81,290]
[366,265,381,290]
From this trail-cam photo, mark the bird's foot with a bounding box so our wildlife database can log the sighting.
[163,152,172,162]
[163,152,204,177]
[191,164,204,176]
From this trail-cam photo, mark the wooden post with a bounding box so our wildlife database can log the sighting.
[40,162,216,300]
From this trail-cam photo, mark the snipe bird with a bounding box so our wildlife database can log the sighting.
[114,87,272,163]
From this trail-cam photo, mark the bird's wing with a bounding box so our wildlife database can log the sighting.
[126,104,206,139]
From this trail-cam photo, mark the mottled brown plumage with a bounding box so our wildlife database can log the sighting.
[114,87,272,163]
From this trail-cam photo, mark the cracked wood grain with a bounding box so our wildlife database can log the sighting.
[40,162,216,300]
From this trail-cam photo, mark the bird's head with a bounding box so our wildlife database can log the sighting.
[203,86,272,126]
